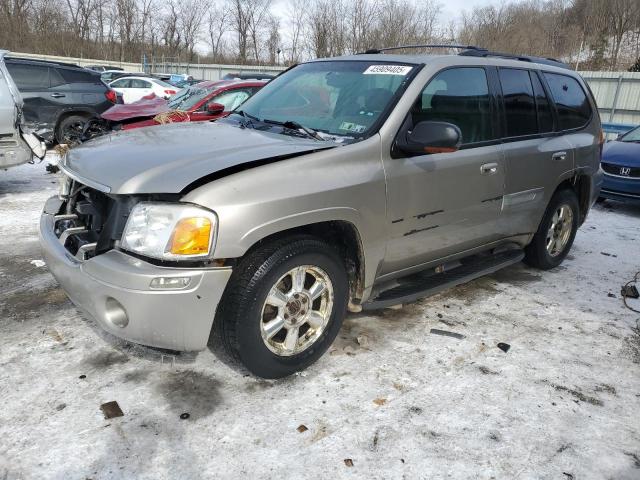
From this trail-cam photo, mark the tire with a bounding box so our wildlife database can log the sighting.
[56,115,89,145]
[524,188,579,270]
[216,235,349,379]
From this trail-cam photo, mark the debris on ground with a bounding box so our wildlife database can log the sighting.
[356,334,370,348]
[179,412,190,420]
[373,398,387,406]
[497,342,511,353]
[296,424,308,433]
[44,163,59,174]
[29,259,46,268]
[600,251,618,258]
[100,401,124,419]
[622,272,640,313]
[430,328,465,340]
[622,285,639,300]
[607,292,616,298]
[344,459,354,467]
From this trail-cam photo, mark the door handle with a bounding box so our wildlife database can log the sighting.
[480,162,498,175]
[552,151,567,161]
[50,93,66,98]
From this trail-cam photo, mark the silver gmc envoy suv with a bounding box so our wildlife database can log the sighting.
[40,46,603,378]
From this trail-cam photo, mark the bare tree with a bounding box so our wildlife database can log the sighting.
[286,0,305,64]
[265,13,280,64]
[208,1,229,62]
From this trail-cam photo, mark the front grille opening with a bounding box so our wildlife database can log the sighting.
[602,162,640,178]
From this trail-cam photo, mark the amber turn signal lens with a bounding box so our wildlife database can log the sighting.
[168,217,212,255]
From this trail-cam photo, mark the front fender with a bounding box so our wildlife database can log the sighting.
[240,207,362,250]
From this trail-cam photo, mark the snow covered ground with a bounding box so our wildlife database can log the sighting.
[1,161,639,480]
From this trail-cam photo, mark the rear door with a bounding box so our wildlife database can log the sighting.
[496,68,574,236]
[53,67,108,113]
[381,66,506,275]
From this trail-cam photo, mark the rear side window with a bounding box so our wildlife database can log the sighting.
[543,73,591,130]
[413,67,494,145]
[5,63,50,89]
[58,68,100,84]
[499,68,537,137]
[531,72,554,133]
[131,79,151,88]
[110,79,131,88]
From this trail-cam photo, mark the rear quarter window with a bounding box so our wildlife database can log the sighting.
[543,72,592,131]
[58,68,101,85]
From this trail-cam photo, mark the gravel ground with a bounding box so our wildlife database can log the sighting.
[1,161,639,480]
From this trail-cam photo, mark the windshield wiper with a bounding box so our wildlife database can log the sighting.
[235,110,259,129]
[263,118,325,141]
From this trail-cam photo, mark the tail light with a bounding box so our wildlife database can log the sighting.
[164,89,176,95]
[599,129,605,158]
[105,89,117,103]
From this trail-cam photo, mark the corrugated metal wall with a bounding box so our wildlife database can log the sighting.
[579,71,640,126]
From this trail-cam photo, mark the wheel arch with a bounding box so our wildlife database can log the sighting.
[236,219,366,305]
[553,173,591,225]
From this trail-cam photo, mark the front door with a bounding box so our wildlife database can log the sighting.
[381,66,505,276]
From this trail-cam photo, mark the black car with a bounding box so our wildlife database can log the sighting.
[4,57,117,144]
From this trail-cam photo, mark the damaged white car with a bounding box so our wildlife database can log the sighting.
[0,50,45,169]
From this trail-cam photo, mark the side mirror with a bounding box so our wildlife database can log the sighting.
[206,102,225,115]
[396,121,462,155]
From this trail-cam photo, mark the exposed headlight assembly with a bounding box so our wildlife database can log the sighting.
[121,202,217,261]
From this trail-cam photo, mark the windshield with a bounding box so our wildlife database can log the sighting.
[620,126,640,142]
[235,61,416,139]
[168,84,216,110]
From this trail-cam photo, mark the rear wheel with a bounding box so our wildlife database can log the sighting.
[524,189,579,270]
[216,236,349,379]
[56,115,89,145]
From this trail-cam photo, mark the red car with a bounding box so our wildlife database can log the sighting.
[100,79,266,130]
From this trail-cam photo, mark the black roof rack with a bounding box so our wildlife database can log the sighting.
[458,48,570,69]
[361,44,483,54]
[359,44,571,70]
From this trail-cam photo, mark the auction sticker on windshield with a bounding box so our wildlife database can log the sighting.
[363,65,413,75]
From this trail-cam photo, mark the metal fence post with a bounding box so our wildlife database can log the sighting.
[609,75,624,122]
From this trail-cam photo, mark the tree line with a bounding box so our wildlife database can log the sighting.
[1,0,639,70]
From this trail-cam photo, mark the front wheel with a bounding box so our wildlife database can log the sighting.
[524,189,579,270]
[216,236,349,378]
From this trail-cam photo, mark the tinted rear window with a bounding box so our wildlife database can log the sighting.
[499,68,537,137]
[5,63,50,89]
[543,73,591,130]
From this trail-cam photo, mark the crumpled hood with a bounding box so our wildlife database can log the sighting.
[602,140,640,167]
[100,95,169,122]
[63,121,336,194]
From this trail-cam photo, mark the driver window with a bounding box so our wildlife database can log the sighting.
[412,67,494,145]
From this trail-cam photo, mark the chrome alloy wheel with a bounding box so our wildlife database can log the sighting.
[260,265,334,356]
[545,204,574,257]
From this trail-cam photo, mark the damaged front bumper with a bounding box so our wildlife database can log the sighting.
[39,196,232,351]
